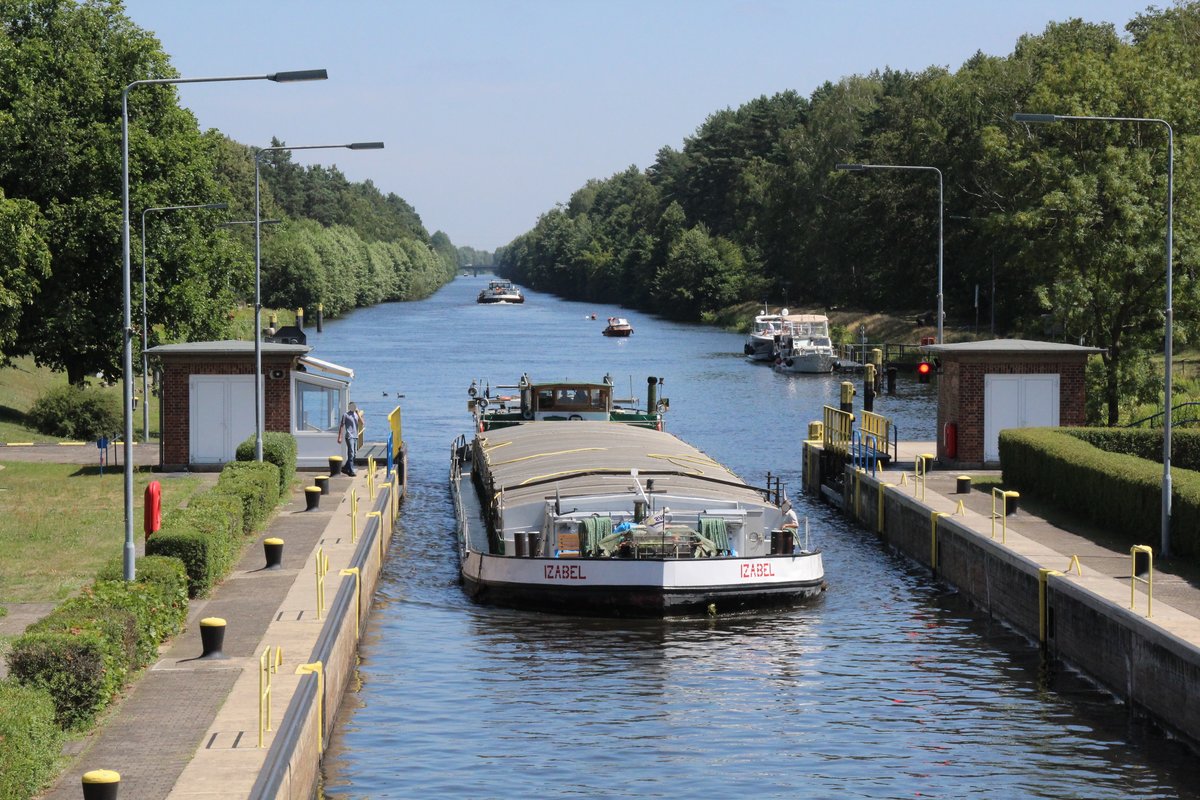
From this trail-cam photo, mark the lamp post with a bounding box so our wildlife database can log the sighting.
[120,68,326,582]
[252,141,384,461]
[140,202,227,441]
[835,162,944,344]
[1014,111,1174,557]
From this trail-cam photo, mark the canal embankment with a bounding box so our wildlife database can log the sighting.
[38,464,402,800]
[804,438,1200,752]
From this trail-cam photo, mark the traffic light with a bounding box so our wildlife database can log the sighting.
[917,361,932,383]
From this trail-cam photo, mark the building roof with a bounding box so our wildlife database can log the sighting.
[921,338,1104,356]
[145,340,311,357]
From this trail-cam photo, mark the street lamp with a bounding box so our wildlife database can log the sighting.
[1014,111,1175,557]
[836,162,945,344]
[120,68,326,581]
[140,202,227,441]
[252,141,384,461]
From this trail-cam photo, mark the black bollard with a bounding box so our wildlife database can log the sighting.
[527,532,542,558]
[956,475,972,494]
[886,366,897,395]
[513,532,527,558]
[199,618,227,660]
[305,486,321,511]
[316,302,324,333]
[328,455,343,478]
[263,537,284,569]
[315,474,330,495]
[82,769,120,800]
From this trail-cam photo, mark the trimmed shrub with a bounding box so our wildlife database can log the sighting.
[217,461,281,533]
[236,431,298,493]
[85,580,183,669]
[186,492,245,539]
[146,529,224,598]
[98,555,189,616]
[1067,427,1200,472]
[26,384,121,441]
[0,680,63,800]
[8,633,110,729]
[1000,427,1200,558]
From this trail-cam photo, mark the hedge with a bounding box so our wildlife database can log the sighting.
[7,627,126,730]
[217,461,281,533]
[0,680,62,800]
[97,554,190,622]
[146,527,226,598]
[999,427,1200,558]
[1066,427,1200,471]
[236,431,297,493]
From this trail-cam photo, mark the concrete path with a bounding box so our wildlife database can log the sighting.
[35,467,384,800]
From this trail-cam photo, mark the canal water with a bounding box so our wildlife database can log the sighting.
[314,276,1199,799]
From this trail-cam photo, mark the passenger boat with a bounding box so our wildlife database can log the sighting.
[450,375,826,616]
[477,279,525,304]
[602,317,634,336]
[772,314,836,374]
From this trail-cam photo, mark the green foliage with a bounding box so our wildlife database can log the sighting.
[0,680,63,800]
[235,431,297,492]
[26,384,120,441]
[217,461,281,533]
[999,427,1200,558]
[0,190,51,364]
[96,555,189,632]
[146,529,223,598]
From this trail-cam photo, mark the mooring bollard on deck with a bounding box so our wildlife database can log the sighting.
[199,617,227,660]
[264,537,284,570]
[315,474,330,495]
[305,486,321,511]
[82,769,120,800]
[328,455,343,477]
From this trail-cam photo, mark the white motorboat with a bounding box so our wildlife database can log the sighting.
[450,376,825,616]
[772,315,836,374]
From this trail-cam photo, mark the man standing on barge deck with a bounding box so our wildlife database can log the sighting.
[337,402,360,476]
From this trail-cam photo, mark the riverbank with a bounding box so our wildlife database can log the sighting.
[27,463,401,800]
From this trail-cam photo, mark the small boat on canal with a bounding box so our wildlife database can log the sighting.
[772,314,836,374]
[477,279,524,304]
[449,374,825,616]
[602,317,634,336]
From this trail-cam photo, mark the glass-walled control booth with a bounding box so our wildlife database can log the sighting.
[291,355,354,468]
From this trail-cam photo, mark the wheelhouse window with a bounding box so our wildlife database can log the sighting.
[296,378,343,432]
[536,385,608,412]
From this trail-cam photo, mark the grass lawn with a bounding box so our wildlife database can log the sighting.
[0,463,205,603]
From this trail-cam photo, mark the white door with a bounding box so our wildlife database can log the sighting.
[190,375,256,463]
[984,374,1059,462]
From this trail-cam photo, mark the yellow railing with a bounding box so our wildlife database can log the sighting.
[350,489,359,543]
[990,488,1019,543]
[388,406,403,460]
[861,410,889,443]
[914,453,934,500]
[822,405,854,457]
[1130,545,1154,617]
[295,661,325,754]
[314,547,329,619]
[258,645,283,747]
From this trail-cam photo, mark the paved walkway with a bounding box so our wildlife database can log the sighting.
[883,441,1200,622]
[31,466,383,800]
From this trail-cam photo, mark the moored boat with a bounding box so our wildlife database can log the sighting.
[602,317,634,336]
[772,314,836,374]
[743,306,818,362]
[450,375,825,616]
[477,279,525,304]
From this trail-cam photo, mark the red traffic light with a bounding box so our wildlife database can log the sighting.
[917,362,932,375]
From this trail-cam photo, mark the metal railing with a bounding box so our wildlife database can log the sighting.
[1126,401,1200,429]
[258,645,283,748]
[990,488,1020,543]
[860,410,898,463]
[823,405,854,457]
[1130,545,1154,617]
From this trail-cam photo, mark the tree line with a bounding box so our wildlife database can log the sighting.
[0,0,461,385]
[496,5,1200,424]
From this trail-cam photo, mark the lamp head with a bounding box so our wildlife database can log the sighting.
[835,163,865,172]
[348,141,385,150]
[268,69,328,83]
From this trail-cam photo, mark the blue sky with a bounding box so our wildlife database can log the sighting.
[122,0,1157,251]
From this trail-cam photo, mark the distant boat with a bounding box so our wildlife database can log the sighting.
[772,315,836,374]
[477,279,524,304]
[603,317,633,337]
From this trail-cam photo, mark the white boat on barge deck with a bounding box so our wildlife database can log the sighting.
[450,420,825,616]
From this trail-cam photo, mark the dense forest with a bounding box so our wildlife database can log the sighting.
[0,0,460,386]
[496,4,1200,424]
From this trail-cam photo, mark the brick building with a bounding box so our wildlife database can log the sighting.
[920,339,1103,468]
[147,340,353,471]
